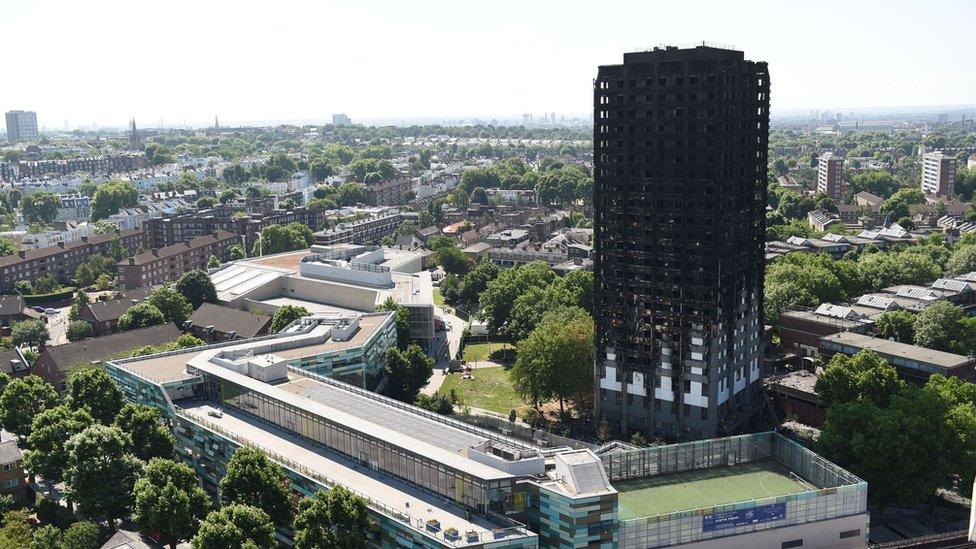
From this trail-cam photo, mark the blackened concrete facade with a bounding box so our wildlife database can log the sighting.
[593,46,769,440]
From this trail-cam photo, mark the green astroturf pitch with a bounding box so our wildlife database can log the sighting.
[615,461,815,520]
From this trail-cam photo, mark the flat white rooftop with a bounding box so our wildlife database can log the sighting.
[183,350,518,481]
[180,403,525,545]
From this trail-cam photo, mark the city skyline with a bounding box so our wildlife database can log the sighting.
[2,0,974,129]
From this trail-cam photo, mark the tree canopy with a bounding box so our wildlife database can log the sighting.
[269,305,309,333]
[192,504,276,549]
[384,344,433,402]
[149,287,194,326]
[64,424,144,524]
[293,487,370,549]
[219,447,293,527]
[134,458,211,548]
[117,302,166,331]
[24,405,94,484]
[113,403,175,461]
[0,374,60,438]
[175,270,218,308]
[66,367,124,424]
[511,307,594,413]
[91,180,139,221]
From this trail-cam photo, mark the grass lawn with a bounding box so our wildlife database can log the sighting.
[432,287,447,309]
[439,366,526,415]
[462,342,515,363]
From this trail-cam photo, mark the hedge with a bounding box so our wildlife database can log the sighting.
[23,287,76,305]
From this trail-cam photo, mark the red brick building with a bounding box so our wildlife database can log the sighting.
[117,231,237,290]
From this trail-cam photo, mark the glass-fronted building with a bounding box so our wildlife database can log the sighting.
[105,311,620,548]
[105,311,866,548]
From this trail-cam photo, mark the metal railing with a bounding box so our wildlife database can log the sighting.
[174,406,532,547]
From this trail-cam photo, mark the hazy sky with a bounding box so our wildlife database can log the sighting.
[3,0,974,128]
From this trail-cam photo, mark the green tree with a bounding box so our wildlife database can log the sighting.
[850,171,899,197]
[875,310,915,343]
[12,280,32,295]
[0,509,32,547]
[11,319,48,350]
[113,403,175,461]
[197,196,218,209]
[294,487,370,549]
[219,447,293,527]
[64,424,144,525]
[455,260,500,311]
[630,431,649,448]
[469,186,489,205]
[21,191,61,224]
[254,223,314,255]
[335,183,366,206]
[889,187,926,204]
[777,190,816,219]
[134,458,211,549]
[880,197,909,220]
[219,189,241,204]
[178,334,205,348]
[77,181,99,198]
[24,405,94,486]
[913,301,964,352]
[74,262,97,288]
[60,522,100,549]
[192,504,276,549]
[227,244,246,260]
[91,181,139,221]
[208,255,221,268]
[376,297,409,349]
[117,302,165,331]
[814,350,905,409]
[33,274,61,294]
[436,245,472,276]
[0,238,16,257]
[32,524,62,549]
[0,374,59,438]
[818,386,950,508]
[65,320,93,342]
[479,262,556,334]
[175,270,217,308]
[384,344,433,402]
[512,307,594,413]
[148,287,193,325]
[269,305,309,333]
[310,158,335,182]
[95,273,115,291]
[947,245,976,275]
[66,367,124,424]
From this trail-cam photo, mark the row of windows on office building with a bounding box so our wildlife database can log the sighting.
[212,378,513,514]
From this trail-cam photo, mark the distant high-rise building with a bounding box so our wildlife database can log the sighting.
[817,152,844,200]
[593,45,770,440]
[5,110,38,143]
[332,113,351,126]
[921,151,957,197]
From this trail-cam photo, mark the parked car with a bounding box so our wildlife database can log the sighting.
[44,308,58,315]
[32,306,46,313]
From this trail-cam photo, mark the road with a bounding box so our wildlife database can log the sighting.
[421,305,467,396]
[44,305,72,346]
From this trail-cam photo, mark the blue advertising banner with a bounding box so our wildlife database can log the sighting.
[702,503,787,532]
